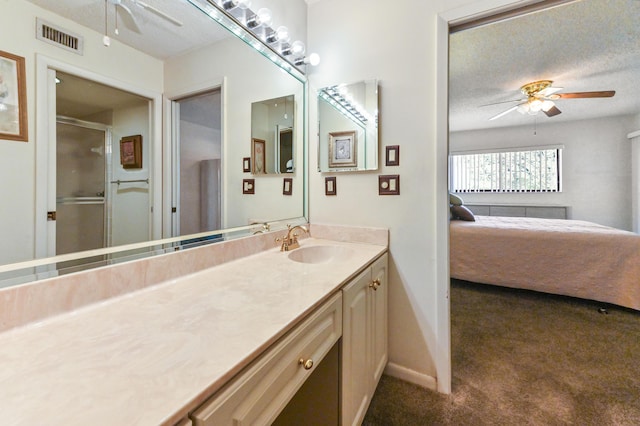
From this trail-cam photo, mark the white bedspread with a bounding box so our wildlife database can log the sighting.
[450,216,640,310]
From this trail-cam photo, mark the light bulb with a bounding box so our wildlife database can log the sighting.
[529,99,543,112]
[290,40,305,56]
[247,8,272,28]
[541,100,555,112]
[308,53,320,66]
[275,26,290,43]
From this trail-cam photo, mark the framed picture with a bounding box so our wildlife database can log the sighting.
[328,131,357,168]
[0,50,28,142]
[252,138,266,174]
[120,135,142,169]
[283,178,293,196]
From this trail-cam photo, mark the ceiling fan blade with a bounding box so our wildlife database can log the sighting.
[556,90,616,99]
[543,105,562,117]
[479,98,525,107]
[115,3,141,33]
[489,105,519,121]
[135,1,183,27]
[538,86,563,97]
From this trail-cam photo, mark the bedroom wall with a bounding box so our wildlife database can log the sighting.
[450,114,636,231]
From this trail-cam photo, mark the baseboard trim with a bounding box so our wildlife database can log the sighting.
[384,362,438,391]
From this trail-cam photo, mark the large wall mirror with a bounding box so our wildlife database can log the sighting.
[317,79,379,172]
[0,0,307,285]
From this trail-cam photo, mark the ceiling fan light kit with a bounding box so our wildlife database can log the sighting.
[488,79,616,121]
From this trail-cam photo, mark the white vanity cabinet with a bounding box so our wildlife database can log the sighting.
[191,292,342,426]
[341,253,388,426]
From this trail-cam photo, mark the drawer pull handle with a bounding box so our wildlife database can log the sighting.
[369,279,381,291]
[299,358,314,370]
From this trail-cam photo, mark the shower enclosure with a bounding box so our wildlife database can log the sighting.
[56,118,111,255]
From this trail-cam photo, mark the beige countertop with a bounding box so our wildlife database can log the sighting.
[0,238,386,426]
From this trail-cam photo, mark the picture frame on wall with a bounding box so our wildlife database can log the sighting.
[120,135,143,169]
[252,138,266,174]
[0,50,28,142]
[328,131,357,168]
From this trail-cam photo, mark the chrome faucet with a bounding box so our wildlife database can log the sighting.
[277,224,308,251]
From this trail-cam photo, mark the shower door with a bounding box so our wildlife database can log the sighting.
[56,119,111,255]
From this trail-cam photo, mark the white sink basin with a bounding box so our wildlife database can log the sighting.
[287,245,352,264]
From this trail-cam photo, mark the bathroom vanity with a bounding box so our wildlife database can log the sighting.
[0,226,387,425]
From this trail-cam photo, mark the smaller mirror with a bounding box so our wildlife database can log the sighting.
[251,95,296,175]
[318,79,379,172]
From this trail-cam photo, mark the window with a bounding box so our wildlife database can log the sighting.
[450,147,561,193]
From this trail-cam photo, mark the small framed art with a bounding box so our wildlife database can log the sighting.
[0,50,28,142]
[328,131,357,168]
[252,138,266,174]
[120,135,142,169]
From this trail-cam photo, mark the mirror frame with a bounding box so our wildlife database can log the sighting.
[0,0,309,285]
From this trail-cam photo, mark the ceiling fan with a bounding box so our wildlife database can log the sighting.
[488,80,615,121]
[107,0,183,36]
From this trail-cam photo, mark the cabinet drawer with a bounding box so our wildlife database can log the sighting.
[191,293,342,426]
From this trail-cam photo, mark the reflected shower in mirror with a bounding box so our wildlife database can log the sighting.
[251,95,295,174]
[317,79,379,172]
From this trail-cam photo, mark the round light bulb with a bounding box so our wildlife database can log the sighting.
[308,53,321,66]
[291,40,306,56]
[275,26,290,44]
[255,8,272,27]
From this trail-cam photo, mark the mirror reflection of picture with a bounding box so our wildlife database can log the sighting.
[120,135,142,169]
[328,130,357,168]
[252,138,266,174]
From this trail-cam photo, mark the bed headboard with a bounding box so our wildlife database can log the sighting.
[465,204,567,219]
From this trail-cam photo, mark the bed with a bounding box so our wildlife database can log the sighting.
[450,215,640,310]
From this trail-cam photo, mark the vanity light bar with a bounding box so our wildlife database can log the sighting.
[319,86,370,125]
[188,0,314,80]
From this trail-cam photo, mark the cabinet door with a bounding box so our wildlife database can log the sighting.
[370,254,388,395]
[341,269,372,426]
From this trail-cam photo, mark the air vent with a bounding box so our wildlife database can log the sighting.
[36,18,84,55]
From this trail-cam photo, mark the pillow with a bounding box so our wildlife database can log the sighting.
[451,205,476,221]
[449,193,464,206]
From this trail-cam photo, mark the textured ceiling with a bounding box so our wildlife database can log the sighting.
[26,0,230,59]
[449,0,640,132]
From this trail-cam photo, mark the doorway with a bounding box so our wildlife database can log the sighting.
[172,89,223,237]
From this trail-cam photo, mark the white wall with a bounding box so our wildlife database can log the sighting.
[111,104,151,246]
[450,114,635,230]
[0,0,162,264]
[308,0,482,393]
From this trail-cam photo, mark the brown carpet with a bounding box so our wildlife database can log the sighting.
[363,279,640,425]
